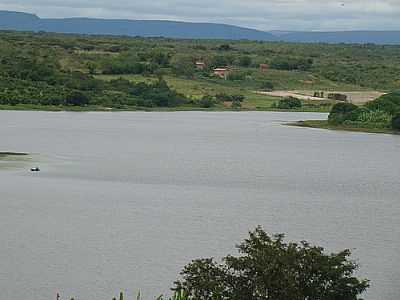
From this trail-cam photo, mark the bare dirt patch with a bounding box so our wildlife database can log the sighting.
[256,90,386,104]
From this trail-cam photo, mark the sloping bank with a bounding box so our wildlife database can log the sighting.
[292,91,400,135]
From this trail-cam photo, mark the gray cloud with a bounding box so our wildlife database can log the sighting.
[0,0,399,31]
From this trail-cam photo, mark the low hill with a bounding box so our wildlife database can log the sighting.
[1,10,400,44]
[0,11,277,41]
[277,31,400,45]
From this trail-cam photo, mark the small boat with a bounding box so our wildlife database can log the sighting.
[30,167,40,172]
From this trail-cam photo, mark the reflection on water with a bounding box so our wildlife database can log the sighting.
[0,111,399,300]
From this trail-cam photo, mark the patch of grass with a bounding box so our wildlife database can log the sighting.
[290,120,399,134]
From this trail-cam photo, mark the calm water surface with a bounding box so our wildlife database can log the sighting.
[1,111,399,300]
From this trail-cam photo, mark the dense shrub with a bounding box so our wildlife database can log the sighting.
[366,91,400,115]
[175,227,369,300]
[260,81,274,91]
[277,96,302,109]
[215,93,245,102]
[353,109,391,124]
[198,95,215,108]
[270,57,313,71]
[231,100,242,109]
[66,91,90,106]
[328,102,358,124]
[131,79,186,107]
[238,56,252,67]
[227,71,248,81]
[392,114,400,130]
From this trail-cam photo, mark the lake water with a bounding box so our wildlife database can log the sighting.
[1,111,399,300]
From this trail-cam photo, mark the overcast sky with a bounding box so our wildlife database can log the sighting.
[0,0,398,31]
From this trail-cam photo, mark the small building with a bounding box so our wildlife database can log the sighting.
[213,67,229,79]
[195,62,206,70]
[259,64,269,72]
[328,93,348,102]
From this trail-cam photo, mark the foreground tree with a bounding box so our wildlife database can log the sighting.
[175,227,369,300]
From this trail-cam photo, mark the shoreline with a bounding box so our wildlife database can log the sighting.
[290,120,399,135]
[0,104,329,113]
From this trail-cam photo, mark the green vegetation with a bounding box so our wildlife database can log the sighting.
[328,91,400,130]
[291,120,398,134]
[275,96,302,109]
[294,91,400,134]
[174,227,369,300]
[0,31,397,111]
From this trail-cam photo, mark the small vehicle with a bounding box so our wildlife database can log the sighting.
[30,167,40,172]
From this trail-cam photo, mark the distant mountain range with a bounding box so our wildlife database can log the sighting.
[1,10,400,45]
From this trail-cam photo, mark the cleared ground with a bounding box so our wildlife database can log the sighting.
[257,90,386,104]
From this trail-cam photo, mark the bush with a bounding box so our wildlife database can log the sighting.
[366,91,400,115]
[392,114,400,130]
[270,57,313,71]
[174,227,369,300]
[353,109,391,124]
[260,81,274,91]
[199,96,215,108]
[65,91,89,106]
[227,71,248,81]
[328,102,358,124]
[277,96,302,109]
[215,93,245,102]
[238,56,252,67]
[231,100,242,109]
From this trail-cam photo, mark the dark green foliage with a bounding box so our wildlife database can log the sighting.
[217,44,234,51]
[277,96,302,109]
[175,227,369,300]
[215,93,245,102]
[131,79,186,107]
[270,57,313,71]
[329,92,400,128]
[238,56,252,67]
[392,114,400,130]
[260,81,274,91]
[366,91,400,115]
[199,95,215,108]
[66,91,89,106]
[172,56,196,78]
[330,102,358,114]
[231,100,242,109]
[328,102,358,124]
[103,61,148,75]
[210,55,234,68]
[226,71,249,81]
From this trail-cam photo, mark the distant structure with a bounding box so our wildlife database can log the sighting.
[328,93,348,102]
[213,67,229,79]
[195,61,206,70]
[259,64,269,72]
[313,91,325,98]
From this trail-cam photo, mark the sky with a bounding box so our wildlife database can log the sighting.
[0,0,399,31]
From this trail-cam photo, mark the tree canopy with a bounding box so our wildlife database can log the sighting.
[174,226,369,300]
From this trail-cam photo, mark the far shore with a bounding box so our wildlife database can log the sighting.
[0,104,330,113]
